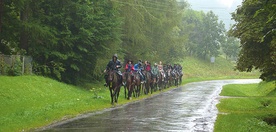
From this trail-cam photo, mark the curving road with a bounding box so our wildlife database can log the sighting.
[40,79,261,132]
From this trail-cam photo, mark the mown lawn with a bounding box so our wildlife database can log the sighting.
[215,81,276,132]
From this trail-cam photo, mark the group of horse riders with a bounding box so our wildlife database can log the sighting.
[103,54,183,88]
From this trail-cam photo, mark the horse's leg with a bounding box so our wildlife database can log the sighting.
[132,85,135,98]
[124,85,127,99]
[109,87,113,104]
[115,85,120,103]
[127,84,131,100]
[145,83,148,95]
[138,84,141,97]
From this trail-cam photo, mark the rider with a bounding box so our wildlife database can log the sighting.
[145,61,151,72]
[104,54,123,87]
[158,61,165,79]
[173,63,179,76]
[125,60,134,73]
[134,60,146,83]
[151,62,159,80]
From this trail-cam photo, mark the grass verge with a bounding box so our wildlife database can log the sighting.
[215,81,276,131]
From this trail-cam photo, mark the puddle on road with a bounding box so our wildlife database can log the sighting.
[40,79,261,132]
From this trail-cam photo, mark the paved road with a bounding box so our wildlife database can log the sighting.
[40,79,261,132]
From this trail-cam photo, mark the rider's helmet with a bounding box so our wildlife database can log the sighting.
[138,60,142,65]
[112,54,118,60]
[113,54,118,58]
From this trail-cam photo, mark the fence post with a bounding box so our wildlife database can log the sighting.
[22,55,24,75]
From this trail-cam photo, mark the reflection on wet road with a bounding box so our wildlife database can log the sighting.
[41,79,261,132]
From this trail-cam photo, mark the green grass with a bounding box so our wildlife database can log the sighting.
[181,56,259,79]
[0,75,186,131]
[0,76,111,131]
[215,113,276,132]
[0,56,260,131]
[215,81,276,132]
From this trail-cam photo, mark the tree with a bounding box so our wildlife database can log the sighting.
[221,36,240,60]
[118,0,187,64]
[230,0,276,81]
[182,10,226,60]
[0,0,122,84]
[199,11,225,59]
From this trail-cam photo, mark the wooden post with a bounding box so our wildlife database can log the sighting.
[22,56,24,75]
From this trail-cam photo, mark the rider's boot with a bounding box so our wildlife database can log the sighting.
[104,75,108,87]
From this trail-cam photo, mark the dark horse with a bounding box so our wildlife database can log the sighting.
[132,72,141,98]
[172,70,179,86]
[151,74,158,93]
[107,70,121,104]
[167,69,173,87]
[143,71,152,95]
[158,72,165,91]
[179,70,183,84]
[122,72,134,100]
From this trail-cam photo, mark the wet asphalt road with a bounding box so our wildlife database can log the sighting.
[40,79,261,132]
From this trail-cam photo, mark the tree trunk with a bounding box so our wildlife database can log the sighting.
[19,3,29,53]
[0,0,3,33]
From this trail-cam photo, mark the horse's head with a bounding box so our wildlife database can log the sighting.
[108,70,114,82]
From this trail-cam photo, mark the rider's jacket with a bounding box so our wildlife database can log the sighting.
[145,64,151,72]
[134,63,143,71]
[106,59,121,71]
[151,66,159,75]
[125,63,134,72]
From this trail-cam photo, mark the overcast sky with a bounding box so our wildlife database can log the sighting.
[180,0,243,30]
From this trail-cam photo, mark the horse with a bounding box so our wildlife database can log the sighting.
[158,72,165,91]
[151,74,158,93]
[132,71,142,98]
[172,70,179,86]
[163,69,169,88]
[107,70,121,104]
[179,70,183,84]
[143,71,152,95]
[167,69,173,87]
[122,72,134,100]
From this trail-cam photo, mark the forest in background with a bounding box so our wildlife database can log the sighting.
[0,0,274,84]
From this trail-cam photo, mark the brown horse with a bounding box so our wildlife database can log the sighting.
[158,72,165,91]
[173,70,179,86]
[107,70,121,104]
[151,74,158,93]
[122,72,134,100]
[132,72,141,98]
[179,71,183,84]
[167,69,173,87]
[143,71,152,95]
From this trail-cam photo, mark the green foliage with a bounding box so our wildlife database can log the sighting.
[0,0,123,84]
[221,36,240,60]
[0,56,7,75]
[118,0,188,63]
[230,0,276,81]
[7,56,22,76]
[1,0,236,84]
[181,10,226,60]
